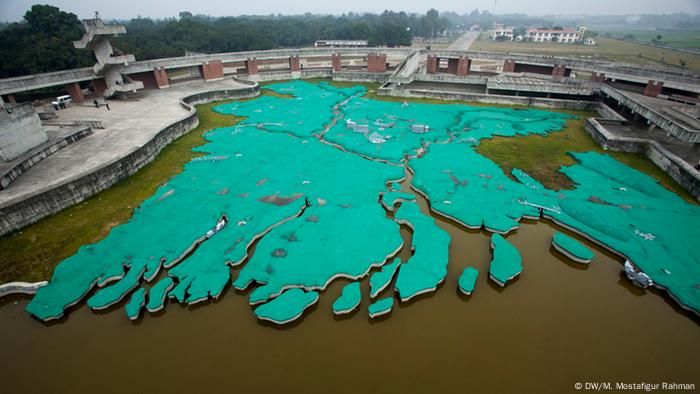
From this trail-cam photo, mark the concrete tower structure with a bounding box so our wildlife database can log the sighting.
[73,18,144,98]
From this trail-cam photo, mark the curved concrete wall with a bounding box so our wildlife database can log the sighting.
[0,81,260,236]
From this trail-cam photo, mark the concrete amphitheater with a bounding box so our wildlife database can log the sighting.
[0,19,699,237]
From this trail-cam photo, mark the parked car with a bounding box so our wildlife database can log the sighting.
[51,95,71,107]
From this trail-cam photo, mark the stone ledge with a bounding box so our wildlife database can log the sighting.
[0,126,93,190]
[0,82,260,236]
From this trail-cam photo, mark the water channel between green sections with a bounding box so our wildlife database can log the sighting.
[25,80,700,323]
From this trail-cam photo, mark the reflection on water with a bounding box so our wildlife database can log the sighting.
[1,169,698,394]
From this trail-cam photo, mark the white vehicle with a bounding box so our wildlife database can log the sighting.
[51,95,71,106]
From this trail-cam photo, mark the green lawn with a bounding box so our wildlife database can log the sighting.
[0,80,694,283]
[598,29,700,50]
[471,34,700,71]
[475,116,697,204]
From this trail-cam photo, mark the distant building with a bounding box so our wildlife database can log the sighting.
[490,27,514,41]
[314,40,368,48]
[525,27,586,44]
[583,38,596,46]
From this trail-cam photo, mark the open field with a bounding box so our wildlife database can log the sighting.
[597,29,700,50]
[471,34,700,71]
[0,80,693,284]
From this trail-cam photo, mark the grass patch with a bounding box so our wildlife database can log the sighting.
[476,116,697,203]
[0,101,243,283]
[471,34,700,71]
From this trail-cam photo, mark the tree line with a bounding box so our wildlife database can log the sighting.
[0,5,452,78]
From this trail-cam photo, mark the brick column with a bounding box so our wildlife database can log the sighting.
[245,58,259,74]
[289,55,300,72]
[590,72,606,82]
[503,59,516,72]
[92,79,107,96]
[367,53,387,72]
[331,53,342,72]
[456,56,471,76]
[426,55,438,74]
[552,64,567,77]
[65,82,85,103]
[446,58,459,74]
[643,80,664,97]
[2,94,16,104]
[153,67,169,89]
[201,60,224,81]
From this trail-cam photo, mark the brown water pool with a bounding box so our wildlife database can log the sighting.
[1,170,698,394]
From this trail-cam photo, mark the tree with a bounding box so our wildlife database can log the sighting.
[0,5,92,78]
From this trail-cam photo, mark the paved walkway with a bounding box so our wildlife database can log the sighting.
[0,78,248,208]
[448,31,479,51]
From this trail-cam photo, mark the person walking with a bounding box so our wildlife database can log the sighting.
[93,99,99,108]
[105,102,110,111]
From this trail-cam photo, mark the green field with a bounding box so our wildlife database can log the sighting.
[471,34,700,71]
[598,29,700,50]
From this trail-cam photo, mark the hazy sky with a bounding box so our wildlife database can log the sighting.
[2,0,699,22]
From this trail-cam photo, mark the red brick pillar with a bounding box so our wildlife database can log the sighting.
[643,80,664,97]
[552,64,567,77]
[65,82,85,103]
[153,67,169,89]
[202,60,224,80]
[427,55,438,74]
[2,94,16,104]
[289,55,300,72]
[92,79,107,96]
[331,53,342,72]
[367,53,387,72]
[503,59,516,72]
[245,58,259,74]
[446,58,459,74]
[456,56,471,76]
[590,72,606,82]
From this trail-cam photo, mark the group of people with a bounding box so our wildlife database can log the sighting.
[93,99,110,110]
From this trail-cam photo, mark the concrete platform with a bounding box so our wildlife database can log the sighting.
[603,121,700,166]
[0,125,93,190]
[0,78,248,209]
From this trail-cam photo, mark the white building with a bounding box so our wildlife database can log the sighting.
[490,27,514,41]
[525,27,586,44]
[314,40,368,48]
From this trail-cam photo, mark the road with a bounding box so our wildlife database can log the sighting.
[448,31,479,50]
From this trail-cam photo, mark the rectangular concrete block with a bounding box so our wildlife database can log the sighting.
[427,55,438,74]
[367,53,387,73]
[154,67,169,89]
[332,54,342,72]
[65,82,85,103]
[457,56,471,76]
[245,58,259,75]
[446,58,459,74]
[503,60,516,73]
[289,56,300,72]
[552,64,568,77]
[201,60,225,80]
[643,80,664,97]
[92,79,108,96]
